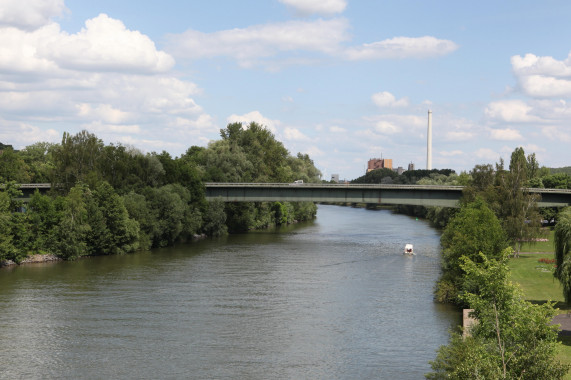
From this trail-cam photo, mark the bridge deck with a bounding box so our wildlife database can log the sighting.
[204,183,571,208]
[5,183,570,208]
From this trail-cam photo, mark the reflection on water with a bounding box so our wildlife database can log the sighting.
[0,205,459,379]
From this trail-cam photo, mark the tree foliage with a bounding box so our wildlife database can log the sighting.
[554,207,571,304]
[463,147,543,256]
[435,198,508,304]
[428,250,568,379]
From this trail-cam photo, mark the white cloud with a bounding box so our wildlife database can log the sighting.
[77,103,132,124]
[372,91,409,108]
[344,36,458,60]
[166,18,349,68]
[227,111,280,134]
[489,128,523,141]
[0,0,67,30]
[440,150,463,157]
[375,121,400,134]
[0,14,174,75]
[0,24,61,74]
[364,114,425,136]
[43,14,175,73]
[303,145,325,157]
[0,119,60,148]
[279,0,347,16]
[0,13,215,157]
[517,75,571,98]
[485,100,540,123]
[445,131,474,141]
[523,143,546,153]
[542,126,571,142]
[166,19,457,70]
[512,53,571,78]
[475,148,499,161]
[329,126,346,133]
[171,114,216,131]
[511,52,571,97]
[284,127,310,141]
[81,121,141,134]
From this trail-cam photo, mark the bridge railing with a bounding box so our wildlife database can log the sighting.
[204,182,466,191]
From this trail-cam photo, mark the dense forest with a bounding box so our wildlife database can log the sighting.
[0,122,321,263]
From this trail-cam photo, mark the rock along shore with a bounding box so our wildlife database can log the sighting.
[1,254,62,267]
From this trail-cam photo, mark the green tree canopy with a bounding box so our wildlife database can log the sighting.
[428,250,568,379]
[554,207,571,304]
[436,198,508,304]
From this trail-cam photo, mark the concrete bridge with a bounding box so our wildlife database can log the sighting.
[204,183,571,208]
[5,183,571,208]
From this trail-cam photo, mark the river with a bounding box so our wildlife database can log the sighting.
[0,205,459,379]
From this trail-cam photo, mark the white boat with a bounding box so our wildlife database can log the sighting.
[404,244,414,255]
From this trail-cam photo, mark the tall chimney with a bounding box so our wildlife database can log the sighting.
[427,110,432,170]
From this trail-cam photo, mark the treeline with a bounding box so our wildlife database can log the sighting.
[0,122,321,263]
[351,167,457,185]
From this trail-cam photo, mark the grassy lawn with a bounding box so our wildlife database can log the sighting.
[519,228,555,253]
[509,253,563,305]
[508,251,571,376]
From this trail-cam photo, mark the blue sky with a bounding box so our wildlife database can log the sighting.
[1,0,571,180]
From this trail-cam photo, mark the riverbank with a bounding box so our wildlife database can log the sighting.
[0,234,210,268]
[0,254,62,267]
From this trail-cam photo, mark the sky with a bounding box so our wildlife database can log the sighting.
[1,0,571,181]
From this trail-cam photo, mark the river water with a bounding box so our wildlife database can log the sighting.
[0,205,459,379]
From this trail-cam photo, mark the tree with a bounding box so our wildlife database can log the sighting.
[462,164,495,203]
[54,183,91,259]
[428,250,568,379]
[351,168,397,184]
[554,207,571,304]
[19,142,56,183]
[435,198,508,304]
[0,147,31,183]
[494,148,542,256]
[542,173,571,189]
[0,190,16,261]
[122,191,154,250]
[466,148,543,257]
[200,140,254,182]
[52,130,104,193]
[28,190,61,253]
[202,198,227,236]
[86,182,140,255]
[220,122,291,182]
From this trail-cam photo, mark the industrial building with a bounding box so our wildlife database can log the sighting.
[367,157,393,172]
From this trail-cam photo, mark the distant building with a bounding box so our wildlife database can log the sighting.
[367,157,393,172]
[331,174,339,183]
[408,162,415,171]
[396,166,404,175]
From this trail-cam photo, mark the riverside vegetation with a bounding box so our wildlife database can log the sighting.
[426,148,571,379]
[0,122,321,263]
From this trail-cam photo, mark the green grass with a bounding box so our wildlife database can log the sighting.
[558,336,571,379]
[508,253,571,377]
[509,254,564,306]
[519,228,555,253]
